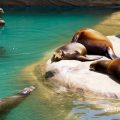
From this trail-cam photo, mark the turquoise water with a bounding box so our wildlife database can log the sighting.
[0,8,120,120]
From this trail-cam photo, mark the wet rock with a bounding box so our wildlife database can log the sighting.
[0,47,6,56]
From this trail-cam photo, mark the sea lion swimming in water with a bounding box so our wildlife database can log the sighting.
[71,28,118,59]
[0,86,35,117]
[90,58,120,81]
[51,43,102,62]
[0,8,4,14]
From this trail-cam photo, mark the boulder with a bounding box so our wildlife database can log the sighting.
[46,35,120,99]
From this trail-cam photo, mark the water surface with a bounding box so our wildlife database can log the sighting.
[0,8,120,120]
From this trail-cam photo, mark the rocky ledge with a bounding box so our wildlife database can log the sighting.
[0,0,120,7]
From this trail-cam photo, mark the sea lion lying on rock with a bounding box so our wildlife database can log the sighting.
[71,28,118,59]
[51,43,102,62]
[90,58,120,80]
[0,86,35,116]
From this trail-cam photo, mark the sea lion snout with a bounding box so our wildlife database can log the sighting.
[51,55,61,62]
[51,50,64,62]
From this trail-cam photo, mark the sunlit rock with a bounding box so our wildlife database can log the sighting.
[46,36,120,99]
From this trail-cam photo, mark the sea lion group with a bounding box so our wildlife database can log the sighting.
[51,43,102,62]
[51,28,120,82]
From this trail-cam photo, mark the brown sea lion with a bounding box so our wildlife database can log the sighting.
[90,58,120,80]
[51,43,102,62]
[71,28,118,59]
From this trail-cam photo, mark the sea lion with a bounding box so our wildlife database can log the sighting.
[51,43,102,62]
[0,18,5,27]
[90,58,120,80]
[71,28,118,59]
[0,86,35,116]
[0,8,4,14]
[0,47,6,57]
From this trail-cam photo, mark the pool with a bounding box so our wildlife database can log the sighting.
[0,7,120,120]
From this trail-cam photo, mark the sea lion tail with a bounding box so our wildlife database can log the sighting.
[18,86,35,96]
[107,47,119,59]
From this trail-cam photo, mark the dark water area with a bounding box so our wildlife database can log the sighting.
[0,7,120,120]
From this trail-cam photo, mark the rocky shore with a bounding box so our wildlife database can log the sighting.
[0,0,120,7]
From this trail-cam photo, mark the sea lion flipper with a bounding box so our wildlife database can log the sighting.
[107,47,118,59]
[76,55,102,61]
[71,31,83,42]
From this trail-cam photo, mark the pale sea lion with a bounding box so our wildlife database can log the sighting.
[51,43,102,62]
[0,86,35,116]
[71,28,118,59]
[90,58,120,80]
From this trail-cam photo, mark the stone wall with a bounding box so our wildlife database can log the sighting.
[0,0,120,7]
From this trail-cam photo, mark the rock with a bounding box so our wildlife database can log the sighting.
[0,8,4,14]
[45,35,120,99]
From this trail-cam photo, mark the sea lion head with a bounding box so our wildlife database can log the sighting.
[51,50,65,62]
[89,60,108,73]
[0,8,4,14]
[89,61,99,71]
[0,19,5,26]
